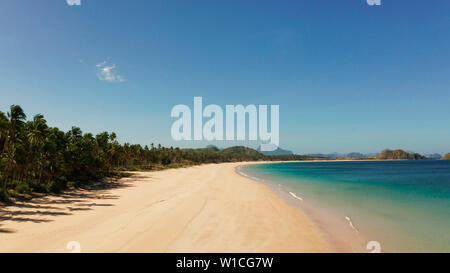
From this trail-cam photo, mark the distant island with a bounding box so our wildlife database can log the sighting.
[424,153,442,160]
[345,152,368,159]
[376,149,427,160]
[443,153,450,160]
[257,145,293,156]
[333,149,444,161]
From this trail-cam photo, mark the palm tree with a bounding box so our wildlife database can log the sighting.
[1,144,17,190]
[0,111,8,154]
[6,105,26,145]
[27,114,47,148]
[2,105,26,187]
[26,114,48,183]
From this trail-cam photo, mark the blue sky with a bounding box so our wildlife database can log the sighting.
[0,0,449,154]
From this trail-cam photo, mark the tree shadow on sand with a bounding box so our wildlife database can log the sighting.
[0,223,17,233]
[0,174,141,231]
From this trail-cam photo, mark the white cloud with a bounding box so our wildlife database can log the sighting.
[96,60,107,67]
[96,61,125,82]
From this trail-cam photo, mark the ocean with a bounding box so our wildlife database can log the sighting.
[240,160,450,252]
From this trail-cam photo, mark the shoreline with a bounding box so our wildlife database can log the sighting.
[0,162,330,253]
[236,162,368,252]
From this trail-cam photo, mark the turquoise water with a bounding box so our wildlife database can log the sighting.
[241,160,450,252]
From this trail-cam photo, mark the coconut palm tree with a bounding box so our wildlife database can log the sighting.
[1,105,26,187]
[26,114,48,183]
[6,105,26,145]
[0,111,8,154]
[1,144,17,190]
[27,114,47,148]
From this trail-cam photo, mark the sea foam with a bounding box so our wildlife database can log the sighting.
[289,192,304,201]
[345,216,359,233]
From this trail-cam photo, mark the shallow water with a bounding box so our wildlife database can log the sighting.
[241,160,450,252]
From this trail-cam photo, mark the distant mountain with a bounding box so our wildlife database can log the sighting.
[221,146,264,158]
[257,146,293,156]
[183,145,319,161]
[425,153,442,160]
[443,153,450,160]
[346,152,368,159]
[306,153,345,160]
[377,149,427,160]
[205,145,220,151]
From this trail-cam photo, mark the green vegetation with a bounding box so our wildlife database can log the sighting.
[0,105,313,203]
[377,149,427,160]
[443,153,450,160]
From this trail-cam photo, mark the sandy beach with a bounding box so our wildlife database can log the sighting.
[0,162,329,253]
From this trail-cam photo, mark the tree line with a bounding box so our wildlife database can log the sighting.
[0,105,311,202]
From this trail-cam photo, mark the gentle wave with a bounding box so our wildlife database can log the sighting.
[235,166,265,182]
[289,191,304,201]
[345,216,359,233]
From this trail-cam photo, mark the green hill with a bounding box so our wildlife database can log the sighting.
[183,146,316,162]
[220,146,265,161]
[377,149,426,160]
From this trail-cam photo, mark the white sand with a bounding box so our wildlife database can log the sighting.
[0,162,329,252]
